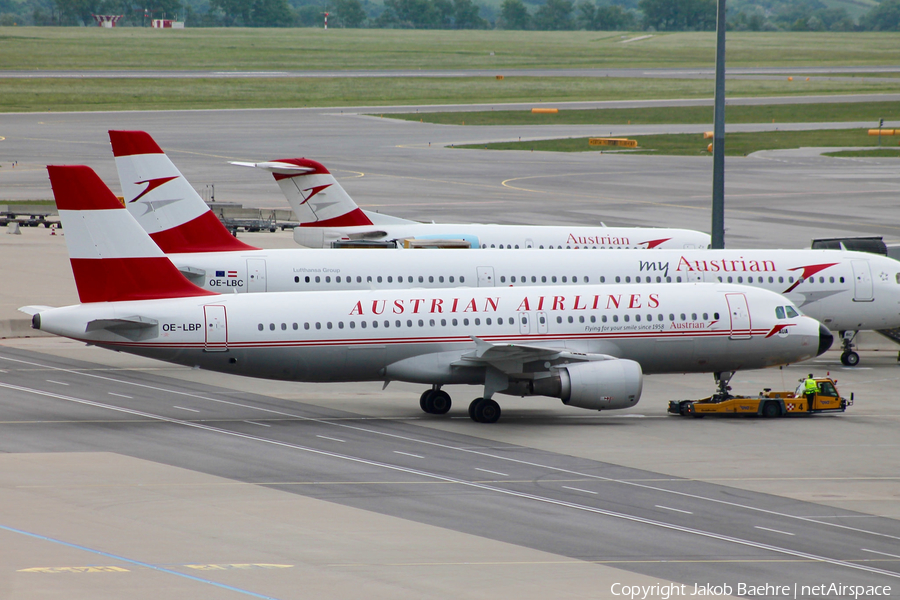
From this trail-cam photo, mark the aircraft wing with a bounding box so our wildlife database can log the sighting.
[453,336,614,372]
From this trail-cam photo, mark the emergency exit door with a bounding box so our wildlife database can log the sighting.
[247,259,267,292]
[477,266,495,287]
[851,260,874,302]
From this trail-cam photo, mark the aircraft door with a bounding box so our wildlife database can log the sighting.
[203,305,228,351]
[685,271,703,282]
[477,266,495,287]
[525,239,534,249]
[851,260,874,302]
[537,311,548,334]
[247,259,267,292]
[725,293,751,340]
[519,312,531,335]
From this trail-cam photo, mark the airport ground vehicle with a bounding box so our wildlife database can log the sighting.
[668,377,852,418]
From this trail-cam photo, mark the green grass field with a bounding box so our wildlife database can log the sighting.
[387,101,898,126]
[458,128,893,155]
[823,147,900,157]
[3,76,900,113]
[2,28,900,71]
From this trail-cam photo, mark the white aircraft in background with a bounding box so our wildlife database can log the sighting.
[109,130,899,366]
[232,156,712,250]
[24,165,831,422]
[108,129,710,250]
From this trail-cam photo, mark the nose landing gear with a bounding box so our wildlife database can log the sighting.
[839,331,860,366]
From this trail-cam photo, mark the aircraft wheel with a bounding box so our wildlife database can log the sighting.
[430,390,452,415]
[841,351,860,367]
[474,399,501,424]
[419,389,435,413]
[468,398,483,421]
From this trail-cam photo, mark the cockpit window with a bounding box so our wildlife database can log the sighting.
[785,306,800,318]
[896,273,900,284]
[775,306,786,319]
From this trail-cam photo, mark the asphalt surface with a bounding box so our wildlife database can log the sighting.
[1,99,900,599]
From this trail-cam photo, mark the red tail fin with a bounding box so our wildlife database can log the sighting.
[48,165,217,303]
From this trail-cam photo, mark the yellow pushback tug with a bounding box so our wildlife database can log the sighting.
[669,377,853,418]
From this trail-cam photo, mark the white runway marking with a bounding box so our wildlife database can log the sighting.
[475,468,509,477]
[562,486,598,495]
[656,505,693,515]
[173,406,200,413]
[393,451,424,458]
[316,435,346,443]
[755,526,795,536]
[862,549,900,559]
[108,392,133,399]
[46,380,68,386]
[243,420,270,427]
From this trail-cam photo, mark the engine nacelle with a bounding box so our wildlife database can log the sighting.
[559,359,643,411]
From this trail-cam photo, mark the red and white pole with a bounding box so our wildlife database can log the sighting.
[324,12,328,29]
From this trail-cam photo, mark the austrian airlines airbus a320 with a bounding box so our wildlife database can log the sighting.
[110,130,710,251]
[23,166,831,423]
[108,131,899,367]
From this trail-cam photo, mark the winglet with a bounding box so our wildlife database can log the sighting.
[109,130,259,254]
[48,165,218,303]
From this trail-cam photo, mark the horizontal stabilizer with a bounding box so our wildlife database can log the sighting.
[18,305,55,316]
[86,315,159,332]
[230,161,315,176]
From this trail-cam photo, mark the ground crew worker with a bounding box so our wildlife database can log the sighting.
[804,374,817,411]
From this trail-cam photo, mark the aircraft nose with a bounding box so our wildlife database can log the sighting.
[817,324,834,357]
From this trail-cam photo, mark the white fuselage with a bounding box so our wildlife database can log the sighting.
[171,247,900,333]
[34,283,825,388]
[293,222,710,250]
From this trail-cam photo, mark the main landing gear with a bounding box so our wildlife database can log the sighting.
[839,331,860,366]
[419,386,451,415]
[417,386,502,423]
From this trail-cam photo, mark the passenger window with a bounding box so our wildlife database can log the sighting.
[327,322,333,329]
[624,315,630,322]
[315,322,321,330]
[788,277,794,283]
[613,315,619,323]
[768,276,774,283]
[666,276,672,283]
[737,276,742,283]
[281,323,287,330]
[326,276,331,283]
[568,316,574,323]
[776,306,786,319]
[819,277,824,283]
[269,323,275,331]
[387,276,393,283]
[579,316,585,323]
[418,276,424,283]
[474,318,480,325]
[372,321,378,328]
[676,276,682,283]
[315,276,321,283]
[429,319,435,326]
[407,320,413,327]
[418,319,424,327]
[531,276,537,283]
[539,315,546,324]
[463,318,470,326]
[304,323,310,330]
[257,324,263,331]
[692,313,697,320]
[636,276,641,283]
[439,276,444,283]
[293,323,298,330]
[361,321,367,329]
[635,315,641,322]
[449,276,455,283]
[336,276,341,283]
[702,313,708,320]
[615,276,621,283]
[590,315,596,323]
[625,276,631,283]
[486,318,492,325]
[557,316,563,324]
[727,276,733,283]
[305,276,310,283]
[350,321,356,329]
[714,312,719,319]
[669,314,675,321]
[428,276,434,283]
[786,306,800,318]
[542,276,547,283]
[294,276,300,283]
[602,316,607,323]
[600,276,606,283]
[680,313,686,321]
[839,277,844,283]
[562,276,567,283]
[452,318,458,326]
[338,322,344,329]
[551,276,557,283]
[500,276,506,283]
[357,276,362,283]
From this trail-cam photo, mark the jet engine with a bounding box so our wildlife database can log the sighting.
[559,359,643,410]
[501,358,642,411]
